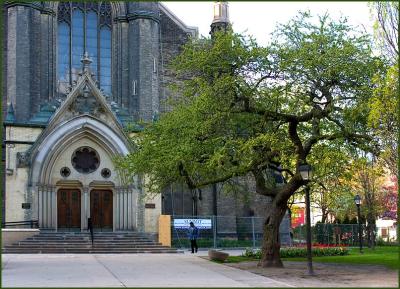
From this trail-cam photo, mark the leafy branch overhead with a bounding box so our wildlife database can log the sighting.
[119,12,385,267]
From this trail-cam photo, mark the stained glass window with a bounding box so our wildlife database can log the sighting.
[57,2,112,96]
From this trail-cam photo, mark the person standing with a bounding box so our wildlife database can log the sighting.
[188,222,199,253]
[88,217,94,246]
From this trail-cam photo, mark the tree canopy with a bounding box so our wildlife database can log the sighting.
[118,12,384,267]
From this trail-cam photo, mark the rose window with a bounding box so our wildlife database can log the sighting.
[71,146,100,174]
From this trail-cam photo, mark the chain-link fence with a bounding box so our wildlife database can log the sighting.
[170,215,291,249]
[293,223,367,246]
[171,217,388,249]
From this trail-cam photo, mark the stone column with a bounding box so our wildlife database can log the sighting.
[124,186,129,230]
[37,184,56,230]
[113,187,118,232]
[40,10,56,103]
[131,185,138,231]
[38,184,43,228]
[52,186,57,231]
[119,187,124,230]
[127,2,160,121]
[136,179,145,232]
[82,187,89,231]
[6,5,32,122]
[127,185,133,230]
[49,185,56,229]
[46,185,50,228]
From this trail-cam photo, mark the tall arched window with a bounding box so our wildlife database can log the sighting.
[57,2,112,96]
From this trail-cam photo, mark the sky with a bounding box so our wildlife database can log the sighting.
[161,1,374,46]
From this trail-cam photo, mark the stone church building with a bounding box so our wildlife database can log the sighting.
[2,1,290,240]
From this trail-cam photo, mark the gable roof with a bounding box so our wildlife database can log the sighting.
[44,70,124,132]
[25,71,132,162]
[159,2,198,38]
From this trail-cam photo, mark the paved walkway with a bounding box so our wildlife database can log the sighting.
[2,251,293,287]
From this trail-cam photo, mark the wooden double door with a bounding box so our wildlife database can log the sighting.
[57,189,81,229]
[90,190,113,230]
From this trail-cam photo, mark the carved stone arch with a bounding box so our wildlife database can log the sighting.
[29,116,130,186]
[47,1,125,20]
[110,2,127,18]
[43,1,57,11]
[40,129,119,185]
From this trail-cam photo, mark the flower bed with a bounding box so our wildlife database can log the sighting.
[243,246,349,259]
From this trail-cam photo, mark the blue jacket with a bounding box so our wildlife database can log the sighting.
[188,226,199,240]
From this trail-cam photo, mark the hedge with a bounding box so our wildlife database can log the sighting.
[243,246,349,258]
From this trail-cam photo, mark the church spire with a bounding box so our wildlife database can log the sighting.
[210,1,230,35]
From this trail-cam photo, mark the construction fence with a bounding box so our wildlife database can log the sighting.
[293,223,368,246]
[170,215,291,249]
[169,216,372,249]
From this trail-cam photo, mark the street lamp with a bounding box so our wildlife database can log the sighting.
[299,163,314,276]
[354,194,363,253]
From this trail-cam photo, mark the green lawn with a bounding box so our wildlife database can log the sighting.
[225,246,399,270]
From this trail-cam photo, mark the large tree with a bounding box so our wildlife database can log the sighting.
[350,157,387,248]
[308,144,354,224]
[369,1,398,63]
[369,1,398,176]
[118,12,383,267]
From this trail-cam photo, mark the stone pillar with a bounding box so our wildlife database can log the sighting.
[127,2,160,121]
[6,5,33,122]
[5,2,58,119]
[82,187,89,231]
[38,184,43,228]
[40,10,57,103]
[131,185,138,231]
[119,187,124,230]
[136,179,145,232]
[39,184,52,229]
[52,186,57,230]
[112,19,129,108]
[46,185,52,229]
[127,185,133,230]
[113,188,118,232]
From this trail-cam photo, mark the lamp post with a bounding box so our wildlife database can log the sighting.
[299,163,314,276]
[354,195,363,253]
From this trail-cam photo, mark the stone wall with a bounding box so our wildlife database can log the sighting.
[5,126,43,222]
[159,6,193,114]
[2,229,40,247]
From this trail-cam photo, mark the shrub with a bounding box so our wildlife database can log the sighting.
[376,237,398,246]
[241,246,349,258]
[280,247,349,257]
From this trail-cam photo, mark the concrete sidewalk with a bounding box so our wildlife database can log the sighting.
[2,252,293,287]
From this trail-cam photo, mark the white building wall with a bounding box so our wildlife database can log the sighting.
[5,126,43,222]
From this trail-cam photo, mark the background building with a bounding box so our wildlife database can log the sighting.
[2,1,289,243]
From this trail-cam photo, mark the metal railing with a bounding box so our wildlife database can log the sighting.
[1,220,39,229]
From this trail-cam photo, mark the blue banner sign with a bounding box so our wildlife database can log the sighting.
[173,219,212,229]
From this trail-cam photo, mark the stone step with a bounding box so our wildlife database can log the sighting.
[2,248,181,254]
[8,244,167,249]
[22,239,155,243]
[16,241,161,246]
[3,231,177,254]
[33,238,155,241]
[28,237,152,240]
[4,248,173,252]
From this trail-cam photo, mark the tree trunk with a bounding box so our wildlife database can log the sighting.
[258,201,287,268]
[366,212,376,249]
[321,207,328,224]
